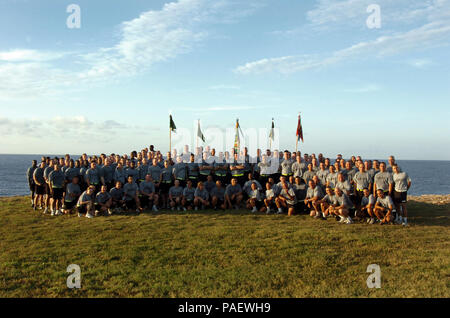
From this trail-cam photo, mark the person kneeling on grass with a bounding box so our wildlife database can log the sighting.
[76,185,96,218]
[374,189,394,225]
[194,181,210,210]
[263,182,276,214]
[334,188,354,224]
[110,181,125,213]
[210,180,226,211]
[139,174,159,212]
[275,182,297,216]
[318,187,336,218]
[182,180,196,211]
[123,176,143,214]
[95,185,112,216]
[246,182,264,213]
[304,180,324,219]
[225,178,244,210]
[62,176,81,215]
[359,188,376,224]
[168,179,184,211]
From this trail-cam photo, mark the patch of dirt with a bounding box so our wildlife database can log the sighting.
[409,194,450,205]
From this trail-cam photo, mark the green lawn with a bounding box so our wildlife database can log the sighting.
[0,196,449,298]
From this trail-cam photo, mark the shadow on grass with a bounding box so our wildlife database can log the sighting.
[407,200,450,226]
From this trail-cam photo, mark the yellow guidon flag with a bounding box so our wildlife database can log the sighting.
[234,118,244,154]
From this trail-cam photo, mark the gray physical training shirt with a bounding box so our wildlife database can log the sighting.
[210,187,225,200]
[335,180,352,193]
[225,184,242,196]
[353,172,372,190]
[96,192,111,204]
[77,191,93,206]
[139,181,155,195]
[183,187,196,201]
[361,194,376,206]
[280,159,293,175]
[65,183,81,202]
[123,183,139,200]
[33,167,45,184]
[280,188,297,205]
[302,171,316,184]
[374,172,393,192]
[173,163,187,180]
[306,186,323,200]
[393,172,411,192]
[148,165,162,182]
[335,193,353,208]
[377,195,394,209]
[169,186,183,198]
[49,170,65,188]
[194,188,209,200]
[110,187,124,201]
[86,168,100,185]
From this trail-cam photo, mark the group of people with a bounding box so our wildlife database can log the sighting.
[26,145,412,225]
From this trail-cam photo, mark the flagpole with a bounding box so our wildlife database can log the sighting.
[170,127,172,154]
[196,119,199,151]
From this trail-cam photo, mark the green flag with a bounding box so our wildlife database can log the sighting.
[169,115,176,132]
[197,120,205,142]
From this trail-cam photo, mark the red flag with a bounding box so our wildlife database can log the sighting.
[296,114,303,142]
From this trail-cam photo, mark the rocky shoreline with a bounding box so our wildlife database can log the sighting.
[409,194,450,205]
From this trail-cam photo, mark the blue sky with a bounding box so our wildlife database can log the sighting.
[0,0,449,159]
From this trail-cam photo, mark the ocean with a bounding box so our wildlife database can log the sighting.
[0,154,449,197]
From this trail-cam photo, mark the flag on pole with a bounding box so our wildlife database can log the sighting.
[269,118,275,141]
[296,114,303,142]
[169,115,177,132]
[234,119,241,154]
[197,120,205,142]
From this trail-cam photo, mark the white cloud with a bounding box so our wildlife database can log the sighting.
[0,49,67,62]
[306,0,450,29]
[0,0,262,100]
[235,19,450,74]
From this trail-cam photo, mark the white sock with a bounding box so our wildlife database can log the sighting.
[403,217,407,224]
[278,208,282,212]
[348,216,353,222]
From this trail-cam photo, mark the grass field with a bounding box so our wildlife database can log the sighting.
[0,196,449,298]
